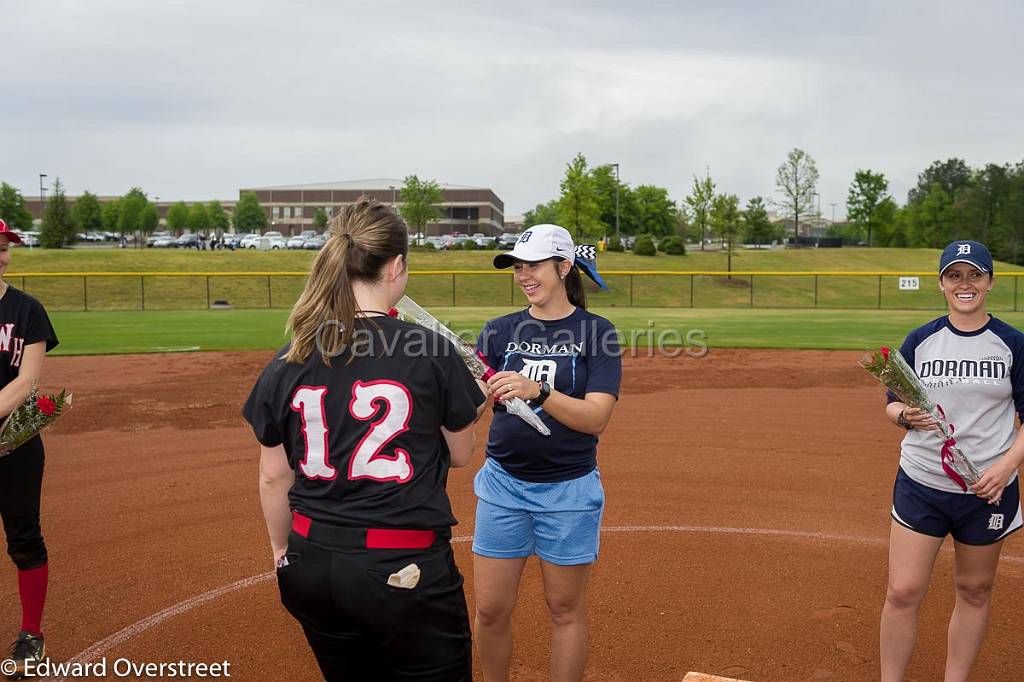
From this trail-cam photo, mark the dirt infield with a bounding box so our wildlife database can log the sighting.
[3,349,1024,680]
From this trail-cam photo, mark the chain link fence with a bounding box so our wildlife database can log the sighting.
[14,271,1024,312]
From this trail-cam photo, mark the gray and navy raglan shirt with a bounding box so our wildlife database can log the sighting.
[888,316,1024,492]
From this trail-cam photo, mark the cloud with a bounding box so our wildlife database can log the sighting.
[3,1,1023,216]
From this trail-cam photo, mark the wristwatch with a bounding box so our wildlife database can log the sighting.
[896,408,913,430]
[532,381,551,407]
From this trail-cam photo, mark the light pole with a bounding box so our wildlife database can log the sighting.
[38,174,47,224]
[610,163,620,241]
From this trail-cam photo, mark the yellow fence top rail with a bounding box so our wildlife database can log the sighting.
[6,270,1017,278]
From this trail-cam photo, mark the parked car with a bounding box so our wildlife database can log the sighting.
[236,232,258,248]
[241,232,285,250]
[151,235,176,248]
[175,234,201,249]
[261,231,287,250]
[146,231,171,247]
[18,232,40,247]
[302,234,327,250]
[219,233,240,249]
[498,233,520,249]
[287,230,317,249]
[425,236,448,250]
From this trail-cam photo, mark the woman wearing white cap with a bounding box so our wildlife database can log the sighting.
[880,240,1024,681]
[472,224,621,681]
[0,218,59,677]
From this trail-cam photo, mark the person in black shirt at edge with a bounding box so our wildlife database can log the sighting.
[0,218,60,679]
[243,199,489,681]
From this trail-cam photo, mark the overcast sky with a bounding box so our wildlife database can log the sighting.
[4,1,1023,219]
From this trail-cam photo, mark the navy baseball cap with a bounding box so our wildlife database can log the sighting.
[939,240,993,276]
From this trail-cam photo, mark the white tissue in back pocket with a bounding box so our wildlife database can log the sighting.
[387,563,421,589]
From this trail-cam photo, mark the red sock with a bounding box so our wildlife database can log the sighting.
[18,564,48,637]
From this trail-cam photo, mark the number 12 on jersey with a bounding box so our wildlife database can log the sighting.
[290,381,414,484]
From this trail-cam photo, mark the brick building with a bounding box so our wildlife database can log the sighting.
[239,178,505,236]
[20,178,504,237]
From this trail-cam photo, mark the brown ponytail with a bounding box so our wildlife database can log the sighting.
[285,197,408,365]
[564,265,587,309]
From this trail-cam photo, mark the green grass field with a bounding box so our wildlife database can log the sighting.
[14,247,1024,355]
[49,307,1024,356]
[12,246,1024,313]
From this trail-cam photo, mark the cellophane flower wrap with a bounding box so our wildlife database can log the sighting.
[0,387,73,456]
[860,346,981,490]
[390,297,551,436]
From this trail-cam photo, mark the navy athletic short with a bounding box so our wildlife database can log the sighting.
[891,467,1023,545]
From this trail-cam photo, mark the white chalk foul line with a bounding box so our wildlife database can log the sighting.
[55,573,273,682]
[59,524,1024,677]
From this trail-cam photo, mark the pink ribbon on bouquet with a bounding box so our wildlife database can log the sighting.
[935,404,969,492]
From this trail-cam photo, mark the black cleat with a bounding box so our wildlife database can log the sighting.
[6,631,45,680]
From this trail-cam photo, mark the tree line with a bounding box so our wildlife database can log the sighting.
[0,180,288,248]
[523,152,1024,265]
[0,175,445,249]
[5,158,1024,260]
[523,153,786,264]
[836,159,1024,265]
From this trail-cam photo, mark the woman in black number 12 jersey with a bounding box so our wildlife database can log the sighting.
[243,199,488,681]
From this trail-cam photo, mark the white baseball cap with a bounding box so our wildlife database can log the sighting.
[493,224,576,269]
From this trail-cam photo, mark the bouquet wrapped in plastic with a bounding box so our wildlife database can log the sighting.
[390,297,550,436]
[860,346,980,491]
[0,387,73,457]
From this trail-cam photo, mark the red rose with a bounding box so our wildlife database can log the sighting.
[881,346,890,360]
[36,396,56,417]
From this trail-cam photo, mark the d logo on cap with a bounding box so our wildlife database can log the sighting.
[957,244,971,256]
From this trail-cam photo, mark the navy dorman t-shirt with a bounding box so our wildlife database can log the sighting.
[478,307,622,482]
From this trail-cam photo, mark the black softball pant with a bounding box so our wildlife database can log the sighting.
[277,531,472,682]
[0,437,48,570]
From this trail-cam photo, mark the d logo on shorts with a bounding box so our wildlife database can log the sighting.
[988,513,1005,531]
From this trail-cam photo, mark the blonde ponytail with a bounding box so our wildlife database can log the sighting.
[285,197,409,365]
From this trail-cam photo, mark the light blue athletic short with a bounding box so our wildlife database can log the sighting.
[472,457,605,566]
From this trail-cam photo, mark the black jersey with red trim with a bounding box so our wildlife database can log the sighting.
[0,287,58,391]
[243,316,484,530]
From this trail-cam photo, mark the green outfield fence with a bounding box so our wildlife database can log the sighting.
[12,270,1024,312]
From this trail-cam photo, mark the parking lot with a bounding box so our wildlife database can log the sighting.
[52,229,522,252]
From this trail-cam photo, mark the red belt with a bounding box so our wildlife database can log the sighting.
[291,511,438,549]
